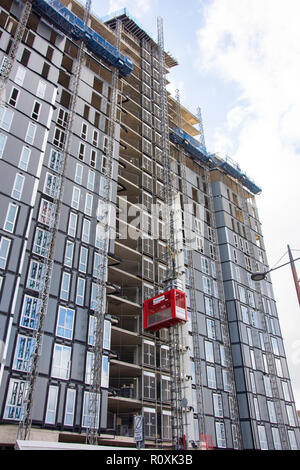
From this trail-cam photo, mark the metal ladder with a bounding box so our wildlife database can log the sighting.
[156,18,185,449]
[240,194,289,450]
[0,0,33,102]
[16,0,93,440]
[85,18,123,445]
[174,90,206,446]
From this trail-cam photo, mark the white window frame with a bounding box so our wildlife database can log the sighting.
[76,277,85,306]
[56,305,74,339]
[4,203,18,233]
[45,385,59,424]
[11,173,25,200]
[60,272,71,301]
[25,122,36,145]
[51,343,71,380]
[18,146,31,171]
[64,388,76,427]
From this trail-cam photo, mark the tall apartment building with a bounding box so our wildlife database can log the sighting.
[0,0,299,450]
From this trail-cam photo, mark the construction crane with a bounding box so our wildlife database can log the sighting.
[85,17,123,446]
[17,0,92,441]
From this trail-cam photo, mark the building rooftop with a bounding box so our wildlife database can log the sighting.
[101,8,178,68]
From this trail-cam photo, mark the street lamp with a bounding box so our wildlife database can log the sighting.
[251,245,300,306]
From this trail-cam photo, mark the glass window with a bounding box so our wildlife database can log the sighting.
[4,203,18,233]
[223,370,232,392]
[33,228,49,257]
[87,170,95,191]
[271,337,280,355]
[31,101,41,120]
[82,219,90,243]
[0,132,7,158]
[258,425,268,450]
[263,376,272,397]
[11,173,25,200]
[88,315,95,345]
[64,240,74,267]
[45,385,58,424]
[203,276,212,295]
[82,392,100,429]
[14,66,26,86]
[101,355,109,388]
[49,148,63,173]
[0,106,14,131]
[51,343,71,379]
[213,393,223,418]
[71,187,80,210]
[25,122,36,144]
[38,198,55,226]
[53,127,66,149]
[207,318,216,339]
[79,246,88,273]
[288,430,298,450]
[271,427,281,450]
[13,334,35,371]
[27,260,43,290]
[207,365,216,388]
[253,397,260,420]
[286,405,296,427]
[75,163,83,184]
[103,320,111,350]
[267,400,277,423]
[85,193,93,216]
[76,277,85,306]
[216,422,226,448]
[85,351,94,384]
[4,378,26,420]
[90,282,97,310]
[18,146,31,171]
[204,296,214,316]
[249,371,256,393]
[60,272,71,301]
[36,80,46,99]
[205,341,214,363]
[20,295,39,330]
[68,212,77,237]
[56,306,74,339]
[64,388,76,427]
[282,381,291,401]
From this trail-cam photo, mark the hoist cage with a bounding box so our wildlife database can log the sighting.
[144,289,187,332]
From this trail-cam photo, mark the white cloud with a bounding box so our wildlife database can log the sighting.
[108,0,151,17]
[197,0,300,407]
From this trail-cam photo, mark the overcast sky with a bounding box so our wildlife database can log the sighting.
[91,0,300,409]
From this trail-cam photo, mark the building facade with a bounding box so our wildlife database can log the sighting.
[0,0,299,450]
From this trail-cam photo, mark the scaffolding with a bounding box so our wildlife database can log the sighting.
[0,0,33,103]
[156,18,186,449]
[175,89,206,446]
[17,0,92,441]
[85,17,123,446]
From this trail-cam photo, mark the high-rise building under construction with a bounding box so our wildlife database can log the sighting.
[0,0,299,450]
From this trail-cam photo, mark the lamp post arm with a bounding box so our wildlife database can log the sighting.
[287,245,300,307]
